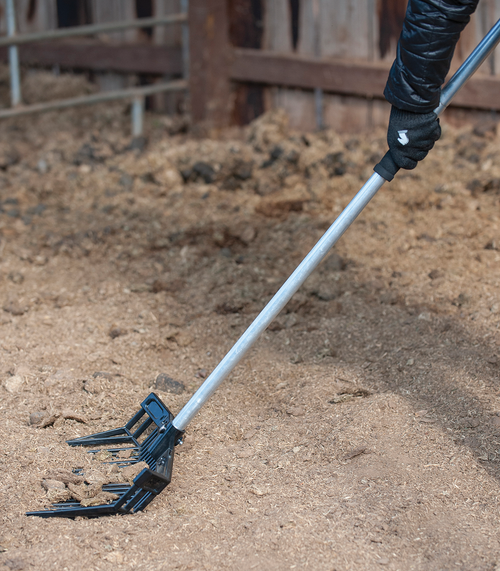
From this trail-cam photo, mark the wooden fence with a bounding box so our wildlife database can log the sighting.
[191,0,500,132]
[1,0,500,132]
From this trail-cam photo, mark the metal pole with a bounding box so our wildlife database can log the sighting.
[313,0,323,130]
[0,13,187,47]
[434,18,500,116]
[0,79,187,120]
[180,0,190,80]
[131,96,145,138]
[172,18,500,433]
[6,0,21,106]
[314,87,324,131]
[172,172,384,431]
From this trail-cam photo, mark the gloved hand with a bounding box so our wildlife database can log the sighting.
[374,106,441,181]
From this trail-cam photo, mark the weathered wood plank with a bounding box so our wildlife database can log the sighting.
[262,0,291,52]
[320,0,372,59]
[90,1,137,92]
[151,0,184,115]
[189,0,231,126]
[153,0,182,46]
[228,0,265,125]
[373,0,407,63]
[230,48,500,112]
[0,0,57,34]
[231,49,389,98]
[0,41,183,74]
[90,0,137,42]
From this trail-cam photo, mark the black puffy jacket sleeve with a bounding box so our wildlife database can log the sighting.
[384,0,479,113]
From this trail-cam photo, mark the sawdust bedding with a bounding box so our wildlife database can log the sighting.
[1,95,500,570]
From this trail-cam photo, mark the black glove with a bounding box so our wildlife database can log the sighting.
[374,106,441,181]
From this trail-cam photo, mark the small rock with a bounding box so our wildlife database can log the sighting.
[33,255,48,266]
[312,285,339,302]
[233,161,253,180]
[452,292,470,307]
[428,269,443,280]
[3,300,28,316]
[29,411,46,425]
[238,225,256,245]
[377,558,390,566]
[406,358,414,366]
[192,161,216,184]
[249,487,268,496]
[156,168,183,187]
[154,373,185,394]
[108,326,127,339]
[3,375,24,393]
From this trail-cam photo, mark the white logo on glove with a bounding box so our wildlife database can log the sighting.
[397,130,409,145]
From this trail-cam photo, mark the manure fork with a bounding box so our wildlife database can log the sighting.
[27,19,500,518]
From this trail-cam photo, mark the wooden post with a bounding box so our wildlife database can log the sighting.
[188,0,232,128]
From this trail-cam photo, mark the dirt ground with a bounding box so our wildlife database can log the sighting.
[1,94,500,571]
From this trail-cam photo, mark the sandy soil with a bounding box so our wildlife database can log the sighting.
[1,100,500,571]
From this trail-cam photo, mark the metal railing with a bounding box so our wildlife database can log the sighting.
[1,0,189,136]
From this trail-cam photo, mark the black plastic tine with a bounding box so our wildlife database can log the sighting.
[67,427,138,447]
[131,416,153,440]
[124,408,146,430]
